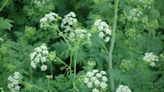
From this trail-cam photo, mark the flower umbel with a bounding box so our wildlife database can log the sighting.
[116,85,132,92]
[30,44,49,71]
[40,12,61,28]
[84,69,108,92]
[94,19,112,42]
[61,11,78,29]
[8,72,23,92]
[143,52,159,67]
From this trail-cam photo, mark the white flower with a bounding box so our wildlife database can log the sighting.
[41,65,47,71]
[98,32,105,38]
[92,70,99,73]
[92,88,99,92]
[87,72,94,77]
[8,72,22,92]
[12,79,19,85]
[41,57,47,63]
[8,76,14,82]
[40,12,60,28]
[69,32,75,38]
[41,44,48,50]
[94,19,112,42]
[30,44,49,71]
[40,17,47,23]
[100,21,108,27]
[42,50,49,55]
[143,52,159,67]
[34,57,40,63]
[87,82,93,88]
[30,52,36,60]
[94,19,102,26]
[35,47,42,52]
[8,83,14,89]
[31,61,37,69]
[116,85,132,92]
[97,25,104,31]
[91,77,97,82]
[100,71,107,75]
[100,82,107,89]
[61,11,78,29]
[104,37,110,42]
[102,76,108,82]
[69,12,76,17]
[150,62,156,67]
[96,73,102,78]
[84,70,108,91]
[84,78,89,83]
[94,80,100,86]
[14,85,20,91]
[104,28,112,35]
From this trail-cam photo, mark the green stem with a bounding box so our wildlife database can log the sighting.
[73,49,78,92]
[29,66,33,82]
[50,61,53,76]
[56,29,71,48]
[56,57,70,68]
[70,48,73,73]
[0,0,9,11]
[101,42,109,54]
[48,79,51,92]
[108,0,119,92]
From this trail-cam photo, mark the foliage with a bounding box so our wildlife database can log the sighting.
[0,0,164,92]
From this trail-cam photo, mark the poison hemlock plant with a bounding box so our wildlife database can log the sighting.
[0,0,164,92]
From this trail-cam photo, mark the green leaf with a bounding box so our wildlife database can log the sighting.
[0,17,13,30]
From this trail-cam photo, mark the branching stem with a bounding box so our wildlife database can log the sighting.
[108,0,119,92]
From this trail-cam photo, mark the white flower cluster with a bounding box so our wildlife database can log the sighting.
[143,52,159,67]
[61,12,78,29]
[8,72,22,92]
[59,28,91,43]
[71,28,91,42]
[94,19,112,42]
[40,12,60,28]
[116,85,132,92]
[84,69,108,92]
[30,44,49,71]
[126,8,143,22]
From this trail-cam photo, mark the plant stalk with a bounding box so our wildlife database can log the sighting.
[0,0,9,11]
[69,48,73,73]
[73,49,78,92]
[108,0,119,92]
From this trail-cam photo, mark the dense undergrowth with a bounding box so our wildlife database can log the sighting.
[0,0,164,92]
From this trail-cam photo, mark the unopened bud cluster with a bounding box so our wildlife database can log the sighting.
[138,0,154,9]
[124,8,143,22]
[33,0,50,7]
